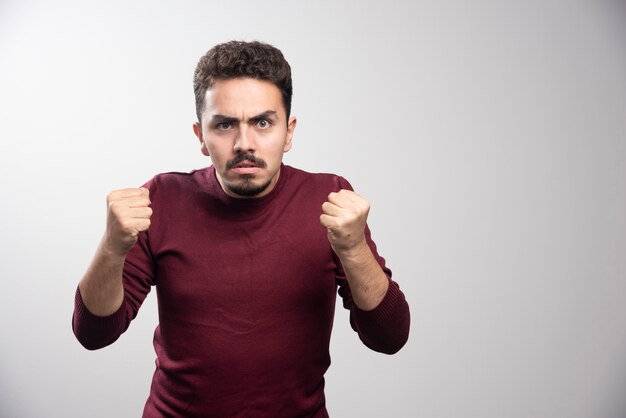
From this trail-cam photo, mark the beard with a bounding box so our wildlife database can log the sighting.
[223,152,271,197]
[224,174,272,197]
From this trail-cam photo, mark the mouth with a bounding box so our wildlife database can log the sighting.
[233,161,259,169]
[226,153,267,174]
[230,158,262,175]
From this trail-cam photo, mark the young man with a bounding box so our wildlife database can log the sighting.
[73,40,410,417]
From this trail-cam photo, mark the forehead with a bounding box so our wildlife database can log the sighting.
[203,78,284,118]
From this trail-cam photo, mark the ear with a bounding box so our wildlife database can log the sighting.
[193,122,210,156]
[283,116,297,153]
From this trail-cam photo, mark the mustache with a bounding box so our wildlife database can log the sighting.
[225,153,267,170]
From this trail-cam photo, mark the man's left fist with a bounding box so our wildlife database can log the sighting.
[320,189,370,254]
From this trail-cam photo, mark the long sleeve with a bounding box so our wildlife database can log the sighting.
[333,177,411,354]
[72,181,158,350]
[335,226,411,354]
[338,275,410,354]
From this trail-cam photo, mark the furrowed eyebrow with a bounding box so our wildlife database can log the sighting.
[210,115,239,125]
[248,111,277,124]
[209,111,277,127]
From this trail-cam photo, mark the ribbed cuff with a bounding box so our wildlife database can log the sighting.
[352,279,410,354]
[72,286,127,350]
[354,278,400,319]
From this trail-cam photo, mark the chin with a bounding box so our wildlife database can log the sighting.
[225,176,272,197]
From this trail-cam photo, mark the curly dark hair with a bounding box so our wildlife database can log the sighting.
[193,40,293,123]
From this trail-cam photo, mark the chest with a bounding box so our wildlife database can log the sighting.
[150,200,338,317]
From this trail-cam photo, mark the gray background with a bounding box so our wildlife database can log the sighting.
[1,0,625,417]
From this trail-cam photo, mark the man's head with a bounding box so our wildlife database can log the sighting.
[193,40,293,124]
[192,41,297,199]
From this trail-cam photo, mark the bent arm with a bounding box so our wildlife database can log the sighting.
[78,239,126,316]
[72,187,152,350]
[322,187,410,353]
[78,187,151,315]
[73,243,128,350]
[334,240,389,311]
[335,231,411,355]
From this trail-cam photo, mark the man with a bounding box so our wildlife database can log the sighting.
[73,40,410,417]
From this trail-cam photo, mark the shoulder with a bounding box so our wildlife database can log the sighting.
[141,167,210,197]
[283,165,354,192]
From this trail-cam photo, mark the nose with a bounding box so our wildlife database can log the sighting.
[234,125,256,153]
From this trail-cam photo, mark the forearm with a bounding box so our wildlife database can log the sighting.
[336,240,389,311]
[78,236,126,317]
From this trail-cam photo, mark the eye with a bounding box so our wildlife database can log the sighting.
[257,119,271,129]
[216,122,233,130]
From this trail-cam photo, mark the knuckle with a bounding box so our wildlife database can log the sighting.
[108,202,120,215]
[118,219,129,230]
[109,202,126,217]
[334,218,347,228]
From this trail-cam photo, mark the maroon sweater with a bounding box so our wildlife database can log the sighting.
[73,165,410,417]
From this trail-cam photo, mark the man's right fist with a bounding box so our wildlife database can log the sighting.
[105,187,152,256]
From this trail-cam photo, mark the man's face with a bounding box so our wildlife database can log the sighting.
[193,78,296,199]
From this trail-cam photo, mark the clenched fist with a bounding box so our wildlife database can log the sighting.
[320,189,370,254]
[104,187,152,256]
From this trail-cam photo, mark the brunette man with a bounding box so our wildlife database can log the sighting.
[73,40,410,418]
